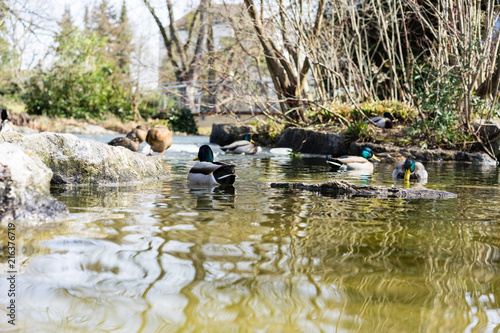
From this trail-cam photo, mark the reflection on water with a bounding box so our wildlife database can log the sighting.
[1,135,500,331]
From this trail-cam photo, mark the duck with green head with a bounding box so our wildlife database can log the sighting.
[392,157,428,181]
[327,147,381,172]
[220,134,261,155]
[188,145,237,185]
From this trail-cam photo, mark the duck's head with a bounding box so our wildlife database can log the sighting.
[382,112,395,128]
[383,112,395,120]
[361,147,381,162]
[403,157,416,181]
[243,134,255,143]
[195,145,215,162]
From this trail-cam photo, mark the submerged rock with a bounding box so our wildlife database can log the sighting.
[1,132,170,185]
[0,142,67,222]
[275,128,348,156]
[271,180,457,199]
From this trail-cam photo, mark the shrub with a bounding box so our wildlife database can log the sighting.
[166,107,198,134]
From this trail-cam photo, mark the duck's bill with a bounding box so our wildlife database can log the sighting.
[371,155,381,162]
[404,169,411,181]
[194,157,199,161]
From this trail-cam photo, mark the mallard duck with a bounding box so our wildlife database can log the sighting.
[220,135,261,154]
[327,147,381,172]
[126,125,148,143]
[366,112,395,128]
[0,109,13,133]
[392,157,428,181]
[187,145,236,185]
[146,126,172,156]
[108,135,141,152]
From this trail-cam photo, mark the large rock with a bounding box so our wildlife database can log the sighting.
[349,142,496,164]
[210,124,255,146]
[0,142,67,222]
[271,180,457,199]
[1,132,169,185]
[476,121,500,159]
[275,127,348,155]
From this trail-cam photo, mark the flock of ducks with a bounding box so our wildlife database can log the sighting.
[328,147,428,182]
[107,129,259,186]
[108,125,173,156]
[3,106,424,186]
[185,145,428,186]
[108,123,427,186]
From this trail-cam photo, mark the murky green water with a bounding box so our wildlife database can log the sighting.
[1,135,500,332]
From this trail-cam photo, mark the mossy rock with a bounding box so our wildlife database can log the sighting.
[1,132,170,185]
[0,142,67,222]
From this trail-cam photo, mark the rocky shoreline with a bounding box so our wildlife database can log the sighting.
[0,131,170,223]
[210,124,499,163]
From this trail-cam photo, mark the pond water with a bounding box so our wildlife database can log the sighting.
[1,134,500,332]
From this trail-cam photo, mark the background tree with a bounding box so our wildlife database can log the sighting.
[22,5,135,120]
[144,0,210,111]
[0,0,53,100]
[242,0,326,123]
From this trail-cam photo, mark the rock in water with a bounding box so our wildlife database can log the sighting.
[271,180,457,199]
[210,124,255,146]
[1,132,170,185]
[275,128,349,156]
[0,142,67,222]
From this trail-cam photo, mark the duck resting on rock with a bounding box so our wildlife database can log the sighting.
[146,126,172,156]
[0,109,13,133]
[108,134,141,152]
[188,145,237,185]
[392,157,428,181]
[366,112,395,129]
[108,125,149,152]
[127,125,149,143]
[327,147,381,173]
[220,134,261,155]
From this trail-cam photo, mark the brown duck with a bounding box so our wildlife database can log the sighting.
[127,125,148,143]
[146,126,172,156]
[108,133,141,152]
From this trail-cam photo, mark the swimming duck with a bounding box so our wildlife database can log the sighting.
[108,135,141,152]
[392,157,428,181]
[187,145,236,185]
[146,126,172,156]
[0,109,13,133]
[220,135,261,155]
[366,112,395,128]
[327,147,381,172]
